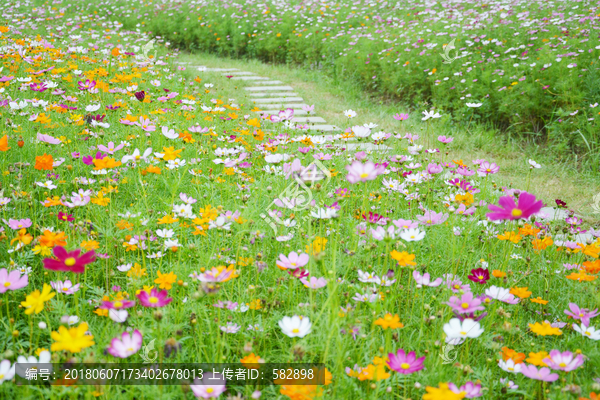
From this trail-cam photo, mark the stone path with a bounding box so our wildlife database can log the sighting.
[190,64,391,152]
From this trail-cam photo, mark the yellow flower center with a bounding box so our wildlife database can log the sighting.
[579,313,584,317]
[127,347,134,352]
[400,363,410,370]
[460,331,467,335]
[511,209,523,217]
[207,388,214,394]
[461,303,469,309]
[478,275,484,279]
[3,282,10,287]
[149,297,158,304]
[559,362,567,368]
[360,173,369,178]
[62,288,69,292]
[585,331,590,336]
[114,301,123,308]
[64,257,76,266]
[0,374,4,379]
[292,328,300,333]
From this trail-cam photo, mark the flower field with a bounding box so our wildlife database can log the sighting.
[0,1,599,400]
[96,0,600,166]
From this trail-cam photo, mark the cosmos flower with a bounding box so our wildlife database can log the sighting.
[519,364,559,382]
[486,192,543,221]
[572,323,600,340]
[564,303,599,327]
[279,316,312,338]
[276,252,309,270]
[542,350,584,372]
[43,246,96,274]
[190,372,227,399]
[137,288,173,308]
[467,268,490,284]
[386,349,425,374]
[345,160,381,183]
[107,330,143,358]
[0,268,28,293]
[443,318,484,340]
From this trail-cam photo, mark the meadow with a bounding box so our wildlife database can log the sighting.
[94,0,600,169]
[0,1,599,400]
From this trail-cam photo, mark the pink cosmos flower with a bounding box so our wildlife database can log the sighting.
[392,219,418,230]
[447,292,485,314]
[486,192,543,221]
[276,252,309,270]
[107,329,143,358]
[393,113,409,121]
[300,277,327,289]
[543,350,585,372]
[97,141,124,154]
[564,303,599,327]
[345,160,381,184]
[190,372,227,398]
[100,298,136,310]
[417,210,449,226]
[137,288,173,308]
[136,117,156,132]
[520,364,559,382]
[449,382,483,398]
[37,133,61,144]
[477,161,499,176]
[412,271,442,287]
[387,349,425,374]
[198,267,234,283]
[43,246,96,274]
[437,135,454,143]
[50,280,80,295]
[427,163,443,174]
[5,218,32,230]
[0,268,28,293]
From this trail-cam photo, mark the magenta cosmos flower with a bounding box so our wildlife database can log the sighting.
[137,288,172,308]
[564,303,599,327]
[345,160,382,184]
[276,251,309,270]
[43,246,96,274]
[468,268,490,285]
[486,192,543,221]
[190,372,227,398]
[387,349,425,374]
[520,364,559,382]
[5,218,32,230]
[107,329,143,358]
[449,381,483,398]
[0,268,28,293]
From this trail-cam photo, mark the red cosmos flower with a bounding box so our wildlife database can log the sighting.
[486,191,543,221]
[57,212,74,222]
[468,268,490,285]
[43,246,96,273]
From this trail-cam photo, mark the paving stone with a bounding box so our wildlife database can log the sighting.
[304,125,340,132]
[250,92,300,98]
[256,80,284,85]
[259,103,308,109]
[229,76,270,81]
[536,207,580,221]
[252,98,304,104]
[221,71,255,76]
[255,109,311,116]
[292,116,327,123]
[333,143,392,151]
[245,86,295,91]
[199,67,238,72]
[554,232,597,244]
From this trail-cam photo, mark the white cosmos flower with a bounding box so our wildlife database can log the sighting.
[279,315,312,338]
[36,180,57,189]
[400,228,426,242]
[573,323,600,340]
[156,229,174,238]
[0,360,16,384]
[117,264,132,272]
[16,351,52,378]
[208,215,231,230]
[498,359,522,373]
[161,126,179,139]
[443,318,484,339]
[109,309,128,323]
[466,103,482,108]
[421,110,441,120]
[85,104,101,112]
[485,286,519,304]
[121,148,153,164]
[343,109,357,118]
[528,159,541,169]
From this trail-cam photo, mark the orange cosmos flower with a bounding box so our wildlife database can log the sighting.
[0,135,10,151]
[509,287,532,299]
[38,230,67,248]
[35,153,54,170]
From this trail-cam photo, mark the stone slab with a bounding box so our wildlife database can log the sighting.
[292,117,327,123]
[245,86,295,91]
[256,80,285,85]
[229,76,270,81]
[199,67,238,72]
[334,143,392,151]
[259,103,308,109]
[221,71,256,76]
[252,98,304,104]
[304,125,340,131]
[256,110,311,116]
[249,92,300,98]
